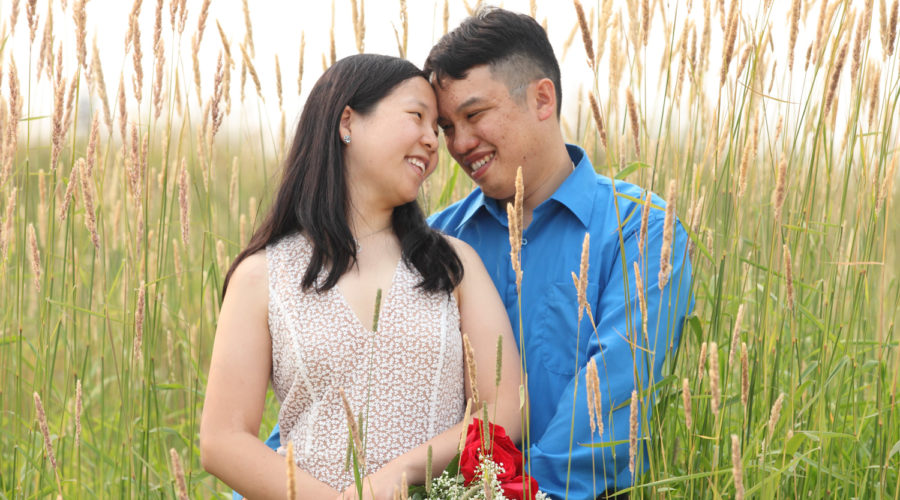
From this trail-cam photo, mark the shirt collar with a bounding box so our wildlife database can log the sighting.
[454,143,595,230]
[548,144,595,228]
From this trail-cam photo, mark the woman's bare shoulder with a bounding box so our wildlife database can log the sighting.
[226,251,269,301]
[442,235,480,264]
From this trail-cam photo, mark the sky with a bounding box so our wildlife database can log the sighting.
[3,0,892,144]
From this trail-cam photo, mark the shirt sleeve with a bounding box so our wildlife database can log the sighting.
[525,214,693,500]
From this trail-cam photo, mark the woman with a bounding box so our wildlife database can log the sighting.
[199,54,522,499]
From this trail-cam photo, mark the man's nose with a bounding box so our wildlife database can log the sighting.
[450,125,478,156]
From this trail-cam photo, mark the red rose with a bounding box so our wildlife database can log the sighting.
[499,474,539,500]
[459,418,523,484]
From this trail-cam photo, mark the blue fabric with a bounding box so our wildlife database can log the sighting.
[428,144,693,499]
[241,145,692,500]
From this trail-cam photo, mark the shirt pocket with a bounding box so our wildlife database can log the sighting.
[534,281,600,377]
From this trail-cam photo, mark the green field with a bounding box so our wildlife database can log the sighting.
[1,0,899,498]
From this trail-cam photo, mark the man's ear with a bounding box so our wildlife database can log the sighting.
[533,78,557,121]
[339,105,353,140]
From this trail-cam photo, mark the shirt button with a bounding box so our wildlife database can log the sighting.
[522,238,528,245]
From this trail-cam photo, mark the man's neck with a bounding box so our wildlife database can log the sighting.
[506,144,573,229]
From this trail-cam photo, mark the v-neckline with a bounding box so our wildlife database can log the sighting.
[333,257,403,334]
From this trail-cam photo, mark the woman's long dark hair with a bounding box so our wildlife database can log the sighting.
[224,54,463,296]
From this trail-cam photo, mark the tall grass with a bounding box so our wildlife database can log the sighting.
[1,0,898,498]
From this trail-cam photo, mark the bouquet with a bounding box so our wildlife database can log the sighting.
[409,418,548,500]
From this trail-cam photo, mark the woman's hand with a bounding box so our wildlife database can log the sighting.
[337,464,409,500]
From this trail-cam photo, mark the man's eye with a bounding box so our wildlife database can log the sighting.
[467,110,483,119]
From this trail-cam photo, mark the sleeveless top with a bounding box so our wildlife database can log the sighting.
[266,233,465,491]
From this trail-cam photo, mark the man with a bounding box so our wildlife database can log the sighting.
[425,7,692,499]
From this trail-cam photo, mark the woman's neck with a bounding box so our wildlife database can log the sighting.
[348,207,393,241]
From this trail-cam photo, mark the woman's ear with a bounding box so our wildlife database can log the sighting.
[339,105,353,140]
[533,78,557,121]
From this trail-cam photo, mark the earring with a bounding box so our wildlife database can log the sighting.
[342,134,351,144]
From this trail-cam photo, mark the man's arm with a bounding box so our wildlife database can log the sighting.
[526,214,693,499]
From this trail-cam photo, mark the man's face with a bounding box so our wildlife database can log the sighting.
[434,65,536,202]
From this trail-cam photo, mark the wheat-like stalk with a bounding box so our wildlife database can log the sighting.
[573,0,595,68]
[463,333,480,405]
[658,180,676,289]
[783,243,795,311]
[587,91,607,149]
[788,0,802,70]
[577,233,590,321]
[626,89,641,156]
[75,378,83,449]
[339,388,366,468]
[767,392,786,440]
[33,392,62,493]
[709,341,720,416]
[285,441,296,500]
[729,304,745,366]
[170,448,189,500]
[27,223,41,292]
[682,378,692,429]
[772,156,787,222]
[134,280,146,364]
[628,389,638,475]
[697,341,708,382]
[731,434,744,500]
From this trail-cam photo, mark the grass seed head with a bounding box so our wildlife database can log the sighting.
[729,304,745,366]
[75,378,83,449]
[626,89,641,157]
[639,192,651,260]
[629,389,639,475]
[587,91,607,149]
[768,392,786,439]
[179,159,190,246]
[573,0,595,68]
[58,162,79,223]
[659,180,676,289]
[33,392,59,475]
[682,378,692,428]
[577,233,590,320]
[285,441,296,499]
[783,244,794,310]
[824,40,849,118]
[27,223,41,292]
[698,341,708,381]
[463,333,480,405]
[731,434,744,500]
[170,448,189,500]
[788,0,802,70]
[772,156,787,222]
[339,388,366,468]
[740,342,749,407]
[134,280,145,364]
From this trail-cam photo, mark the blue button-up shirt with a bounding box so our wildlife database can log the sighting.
[429,144,693,499]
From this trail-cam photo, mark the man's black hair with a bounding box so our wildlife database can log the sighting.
[424,6,562,117]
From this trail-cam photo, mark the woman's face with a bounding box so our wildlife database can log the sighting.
[342,77,440,209]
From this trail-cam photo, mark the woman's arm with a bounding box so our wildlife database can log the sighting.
[341,238,522,499]
[200,252,340,499]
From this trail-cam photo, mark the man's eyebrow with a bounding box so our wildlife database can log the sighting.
[455,96,485,113]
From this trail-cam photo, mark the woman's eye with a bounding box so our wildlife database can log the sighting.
[411,111,422,119]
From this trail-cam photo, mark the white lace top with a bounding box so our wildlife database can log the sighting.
[266,233,465,491]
